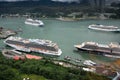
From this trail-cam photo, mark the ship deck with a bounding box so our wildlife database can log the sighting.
[5,40,57,51]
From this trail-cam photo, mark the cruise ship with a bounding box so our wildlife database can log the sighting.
[4,36,62,56]
[74,42,120,58]
[25,18,44,26]
[88,24,120,32]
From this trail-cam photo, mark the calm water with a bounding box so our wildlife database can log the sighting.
[0,17,120,63]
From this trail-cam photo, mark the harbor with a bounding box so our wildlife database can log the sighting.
[0,17,120,61]
[0,0,120,79]
[0,17,120,77]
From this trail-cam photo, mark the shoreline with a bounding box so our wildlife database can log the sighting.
[1,14,120,20]
[1,16,120,21]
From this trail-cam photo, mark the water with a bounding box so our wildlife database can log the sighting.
[0,17,120,63]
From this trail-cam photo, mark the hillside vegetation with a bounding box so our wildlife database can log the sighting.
[0,52,110,80]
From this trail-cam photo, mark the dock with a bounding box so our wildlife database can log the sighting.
[0,27,17,39]
[2,49,42,60]
[64,56,82,63]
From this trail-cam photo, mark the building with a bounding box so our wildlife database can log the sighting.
[88,0,105,12]
[112,72,120,80]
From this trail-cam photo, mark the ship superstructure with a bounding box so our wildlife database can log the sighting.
[25,18,44,26]
[4,36,62,56]
[74,42,120,58]
[88,24,120,32]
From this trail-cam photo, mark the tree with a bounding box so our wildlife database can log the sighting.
[0,65,21,80]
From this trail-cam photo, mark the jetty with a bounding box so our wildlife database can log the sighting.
[2,49,42,60]
[64,56,82,63]
[0,27,17,39]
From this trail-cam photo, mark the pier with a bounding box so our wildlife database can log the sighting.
[2,49,42,60]
[64,56,82,63]
[0,27,17,39]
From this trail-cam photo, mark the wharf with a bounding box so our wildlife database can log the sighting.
[0,27,17,39]
[2,49,42,60]
[54,58,116,77]
[64,56,82,63]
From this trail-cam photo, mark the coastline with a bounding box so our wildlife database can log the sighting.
[1,14,120,21]
[0,15,120,79]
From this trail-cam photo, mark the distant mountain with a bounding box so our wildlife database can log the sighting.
[106,0,120,5]
[0,0,91,16]
[0,0,89,7]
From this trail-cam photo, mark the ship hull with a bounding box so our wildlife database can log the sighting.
[76,47,120,58]
[76,47,104,55]
[5,43,62,56]
[88,25,120,32]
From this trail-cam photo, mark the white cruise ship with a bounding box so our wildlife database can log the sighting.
[25,18,44,26]
[74,42,120,58]
[88,24,120,32]
[4,36,62,56]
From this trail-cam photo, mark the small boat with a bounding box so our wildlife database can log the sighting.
[83,60,96,66]
[83,67,96,72]
[74,59,81,63]
[88,24,120,32]
[25,18,44,26]
[64,56,71,61]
